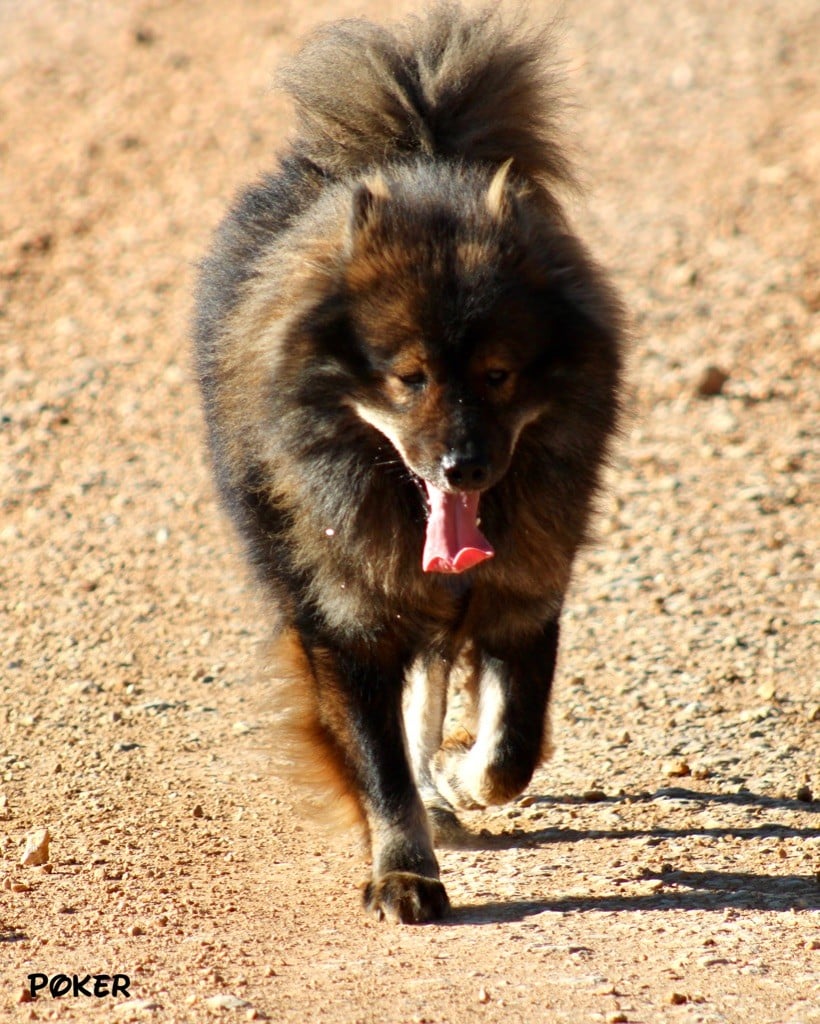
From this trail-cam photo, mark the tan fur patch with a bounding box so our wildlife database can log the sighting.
[350,402,410,463]
[457,239,492,275]
[362,171,391,202]
[262,628,366,833]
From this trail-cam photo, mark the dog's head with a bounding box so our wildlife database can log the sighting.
[337,164,619,497]
[288,163,621,572]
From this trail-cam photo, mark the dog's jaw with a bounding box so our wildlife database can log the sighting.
[351,401,494,573]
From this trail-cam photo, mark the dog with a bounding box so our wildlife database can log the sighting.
[194,2,624,923]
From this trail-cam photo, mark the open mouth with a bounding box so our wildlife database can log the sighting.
[421,481,494,574]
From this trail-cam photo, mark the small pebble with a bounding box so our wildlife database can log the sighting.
[205,994,251,1011]
[696,365,729,397]
[20,828,50,866]
[133,27,156,46]
[667,263,697,288]
[756,681,776,701]
[796,785,813,803]
[477,987,490,1004]
[664,760,691,778]
[669,63,694,90]
[668,991,688,1005]
[114,999,161,1014]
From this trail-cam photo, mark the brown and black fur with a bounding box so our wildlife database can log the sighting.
[194,3,625,923]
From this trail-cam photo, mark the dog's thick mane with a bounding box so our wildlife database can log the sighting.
[280,2,575,192]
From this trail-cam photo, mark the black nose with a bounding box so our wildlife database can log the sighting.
[441,450,490,490]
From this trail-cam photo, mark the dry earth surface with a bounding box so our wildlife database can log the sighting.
[1,0,818,1021]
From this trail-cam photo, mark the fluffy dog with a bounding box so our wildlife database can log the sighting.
[195,2,624,922]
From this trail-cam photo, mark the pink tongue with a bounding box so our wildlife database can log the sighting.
[422,484,495,574]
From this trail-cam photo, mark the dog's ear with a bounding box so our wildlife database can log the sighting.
[485,158,515,222]
[351,174,391,234]
[486,159,531,268]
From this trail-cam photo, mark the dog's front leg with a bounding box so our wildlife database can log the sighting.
[311,642,450,923]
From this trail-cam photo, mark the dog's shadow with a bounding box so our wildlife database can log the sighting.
[440,785,820,923]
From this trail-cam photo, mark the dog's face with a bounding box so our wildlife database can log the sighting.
[338,171,575,497]
[348,280,550,495]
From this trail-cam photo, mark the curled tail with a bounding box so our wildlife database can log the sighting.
[281,1,574,190]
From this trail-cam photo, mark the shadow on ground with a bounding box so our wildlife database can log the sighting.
[448,866,820,924]
[441,785,819,923]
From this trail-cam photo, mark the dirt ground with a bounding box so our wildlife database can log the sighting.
[1,0,818,1021]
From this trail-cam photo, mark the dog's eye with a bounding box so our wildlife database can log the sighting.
[396,371,427,390]
[485,368,510,386]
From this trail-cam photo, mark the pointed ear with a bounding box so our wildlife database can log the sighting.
[351,174,391,234]
[485,158,515,221]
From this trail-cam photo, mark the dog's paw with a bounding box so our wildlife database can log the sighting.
[426,802,483,849]
[431,746,485,810]
[417,786,469,848]
[363,871,450,924]
[433,744,534,809]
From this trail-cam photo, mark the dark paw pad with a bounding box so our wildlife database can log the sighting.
[363,871,450,924]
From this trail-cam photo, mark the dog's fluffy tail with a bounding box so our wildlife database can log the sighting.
[281,2,574,191]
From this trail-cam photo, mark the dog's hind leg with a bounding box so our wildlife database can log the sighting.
[432,617,559,810]
[402,654,468,847]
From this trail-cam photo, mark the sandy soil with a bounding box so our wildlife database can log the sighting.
[1,1,818,1021]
